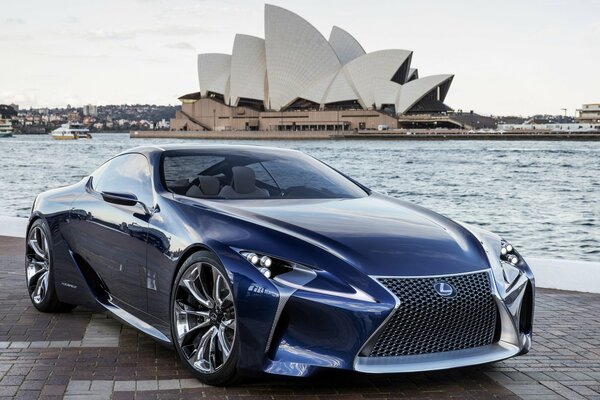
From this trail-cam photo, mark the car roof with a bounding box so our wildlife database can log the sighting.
[120,144,301,157]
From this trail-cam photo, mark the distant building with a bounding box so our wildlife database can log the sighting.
[498,122,600,132]
[9,103,19,112]
[67,111,80,122]
[156,119,170,129]
[576,104,600,124]
[171,4,459,132]
[83,104,98,117]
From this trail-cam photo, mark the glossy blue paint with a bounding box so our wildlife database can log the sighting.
[28,145,534,378]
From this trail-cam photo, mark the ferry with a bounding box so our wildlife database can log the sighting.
[51,123,92,140]
[0,119,13,138]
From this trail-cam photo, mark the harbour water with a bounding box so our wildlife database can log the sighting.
[0,133,598,261]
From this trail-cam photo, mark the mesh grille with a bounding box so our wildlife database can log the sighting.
[369,272,497,357]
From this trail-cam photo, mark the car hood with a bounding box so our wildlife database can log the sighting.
[201,194,490,277]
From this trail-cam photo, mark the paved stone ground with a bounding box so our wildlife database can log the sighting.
[1,236,600,399]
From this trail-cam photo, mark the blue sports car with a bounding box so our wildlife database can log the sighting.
[26,145,534,385]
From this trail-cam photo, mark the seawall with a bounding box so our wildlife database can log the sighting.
[131,130,600,141]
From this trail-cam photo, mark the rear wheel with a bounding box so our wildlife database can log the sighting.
[171,251,239,385]
[25,219,75,312]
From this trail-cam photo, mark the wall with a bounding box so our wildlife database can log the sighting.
[170,98,398,131]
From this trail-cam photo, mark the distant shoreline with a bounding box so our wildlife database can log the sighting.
[130,130,600,141]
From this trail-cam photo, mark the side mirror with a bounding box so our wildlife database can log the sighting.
[101,191,151,215]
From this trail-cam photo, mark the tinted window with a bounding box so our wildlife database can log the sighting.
[163,155,225,184]
[92,154,153,206]
[162,150,367,200]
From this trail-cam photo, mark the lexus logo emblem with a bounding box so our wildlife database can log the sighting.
[434,281,456,298]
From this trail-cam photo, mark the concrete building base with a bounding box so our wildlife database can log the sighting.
[131,130,600,140]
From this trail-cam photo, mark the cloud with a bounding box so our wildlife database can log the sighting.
[32,52,110,59]
[76,25,219,42]
[0,33,32,41]
[83,29,136,41]
[136,25,220,36]
[0,91,40,108]
[5,17,25,24]
[166,41,195,50]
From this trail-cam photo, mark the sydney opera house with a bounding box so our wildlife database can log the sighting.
[170,4,457,132]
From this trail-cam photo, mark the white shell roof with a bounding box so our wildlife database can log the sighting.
[344,49,412,108]
[322,69,360,104]
[198,53,231,100]
[372,79,402,109]
[329,26,366,65]
[396,74,454,114]
[195,5,453,115]
[264,4,341,110]
[229,34,266,106]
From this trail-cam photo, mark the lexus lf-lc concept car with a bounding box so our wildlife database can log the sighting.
[26,145,534,385]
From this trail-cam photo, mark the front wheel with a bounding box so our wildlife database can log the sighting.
[171,251,239,385]
[25,219,75,312]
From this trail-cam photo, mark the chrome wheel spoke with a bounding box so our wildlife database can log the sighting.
[209,328,218,371]
[213,273,225,307]
[182,276,212,309]
[221,318,235,330]
[217,324,232,358]
[174,301,211,344]
[41,271,49,293]
[180,319,211,343]
[27,262,48,284]
[194,327,215,372]
[29,228,48,261]
[221,292,233,307]
[179,305,210,318]
[32,271,48,303]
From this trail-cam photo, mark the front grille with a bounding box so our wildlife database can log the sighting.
[368,271,498,357]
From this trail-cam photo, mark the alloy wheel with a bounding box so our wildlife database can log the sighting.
[26,226,51,304]
[174,262,236,373]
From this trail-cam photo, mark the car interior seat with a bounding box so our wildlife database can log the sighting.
[218,166,270,199]
[186,175,221,198]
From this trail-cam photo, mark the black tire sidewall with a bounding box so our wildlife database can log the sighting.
[170,250,240,385]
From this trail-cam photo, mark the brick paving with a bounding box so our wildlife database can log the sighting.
[1,235,600,399]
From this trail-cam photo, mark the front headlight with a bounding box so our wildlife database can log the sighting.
[455,221,530,296]
[499,241,523,288]
[237,249,376,303]
[239,250,301,280]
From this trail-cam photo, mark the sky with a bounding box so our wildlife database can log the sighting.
[1,0,599,116]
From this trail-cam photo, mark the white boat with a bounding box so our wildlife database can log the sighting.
[0,119,13,138]
[51,123,92,140]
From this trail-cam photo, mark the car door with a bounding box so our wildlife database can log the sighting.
[68,153,153,314]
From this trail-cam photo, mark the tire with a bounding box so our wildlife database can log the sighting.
[25,219,76,312]
[170,251,239,386]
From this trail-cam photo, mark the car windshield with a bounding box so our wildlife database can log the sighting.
[161,149,368,200]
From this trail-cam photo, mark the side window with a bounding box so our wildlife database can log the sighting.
[92,154,153,207]
[246,162,277,188]
[162,155,225,185]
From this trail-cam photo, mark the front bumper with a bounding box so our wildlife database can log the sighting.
[260,267,533,377]
[354,342,521,373]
